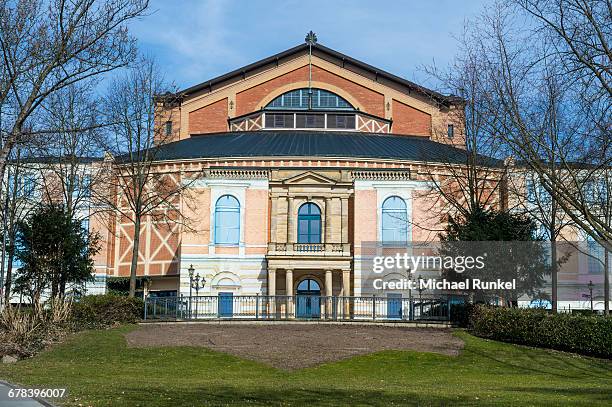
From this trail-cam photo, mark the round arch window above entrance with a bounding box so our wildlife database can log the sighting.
[297,278,321,294]
[266,88,354,110]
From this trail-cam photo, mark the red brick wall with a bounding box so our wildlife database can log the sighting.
[392,99,431,136]
[189,98,228,134]
[236,66,385,117]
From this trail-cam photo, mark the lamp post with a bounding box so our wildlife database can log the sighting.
[188,264,205,318]
[417,274,424,318]
[405,268,413,320]
[588,280,594,312]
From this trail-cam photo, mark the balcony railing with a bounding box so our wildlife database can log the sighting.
[144,295,454,322]
[267,242,351,256]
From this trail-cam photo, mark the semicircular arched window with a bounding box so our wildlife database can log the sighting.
[215,195,240,245]
[297,203,321,243]
[266,88,353,110]
[382,196,408,244]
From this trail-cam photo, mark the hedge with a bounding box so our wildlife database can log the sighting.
[71,294,144,328]
[450,303,477,327]
[469,305,612,358]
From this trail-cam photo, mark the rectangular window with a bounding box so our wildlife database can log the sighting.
[447,124,454,138]
[588,239,604,274]
[301,90,310,108]
[319,92,336,108]
[327,114,356,129]
[19,174,36,197]
[165,121,172,136]
[285,91,301,108]
[81,218,90,236]
[80,174,91,197]
[265,113,294,128]
[296,113,324,128]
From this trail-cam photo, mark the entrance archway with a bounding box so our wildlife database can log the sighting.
[296,279,321,318]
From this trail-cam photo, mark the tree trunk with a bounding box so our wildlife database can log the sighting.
[129,216,142,297]
[605,248,610,315]
[3,249,14,304]
[550,239,558,313]
[0,144,12,199]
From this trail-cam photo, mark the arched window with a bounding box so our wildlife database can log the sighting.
[297,279,321,294]
[215,195,240,244]
[382,196,408,243]
[297,203,321,243]
[266,88,353,110]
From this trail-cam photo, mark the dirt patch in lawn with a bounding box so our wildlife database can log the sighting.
[124,323,464,370]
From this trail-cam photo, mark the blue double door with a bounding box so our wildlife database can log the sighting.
[296,279,321,319]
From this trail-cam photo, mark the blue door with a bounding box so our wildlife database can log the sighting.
[296,279,321,318]
[218,292,233,317]
[387,294,402,319]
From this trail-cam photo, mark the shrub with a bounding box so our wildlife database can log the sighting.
[450,303,477,327]
[0,297,73,358]
[71,294,144,328]
[470,305,612,358]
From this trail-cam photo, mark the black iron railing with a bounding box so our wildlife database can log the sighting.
[144,295,453,321]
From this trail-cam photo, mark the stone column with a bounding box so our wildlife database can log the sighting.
[341,197,349,244]
[343,269,351,316]
[268,268,276,318]
[325,269,333,318]
[320,199,326,244]
[287,197,295,244]
[268,268,276,296]
[325,197,333,244]
[286,269,293,317]
[270,196,279,243]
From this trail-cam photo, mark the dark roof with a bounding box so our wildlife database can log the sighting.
[179,43,456,106]
[11,156,103,164]
[143,131,501,167]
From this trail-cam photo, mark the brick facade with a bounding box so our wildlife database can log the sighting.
[189,98,228,134]
[391,99,431,136]
[235,65,385,117]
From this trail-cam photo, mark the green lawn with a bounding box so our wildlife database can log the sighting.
[0,326,610,406]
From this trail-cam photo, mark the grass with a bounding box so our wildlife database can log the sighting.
[0,326,610,406]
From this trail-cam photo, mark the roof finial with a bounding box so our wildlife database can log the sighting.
[305,31,317,109]
[305,31,317,45]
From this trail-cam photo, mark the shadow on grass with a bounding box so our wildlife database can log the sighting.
[501,386,611,401]
[458,333,611,379]
[112,384,477,407]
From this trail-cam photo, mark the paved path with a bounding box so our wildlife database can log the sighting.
[0,382,54,406]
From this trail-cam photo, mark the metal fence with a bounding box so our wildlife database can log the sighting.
[144,295,453,322]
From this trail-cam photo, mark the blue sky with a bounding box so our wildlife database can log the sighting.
[130,0,488,92]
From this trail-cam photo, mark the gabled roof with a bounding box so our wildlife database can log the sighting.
[143,131,501,167]
[179,43,459,106]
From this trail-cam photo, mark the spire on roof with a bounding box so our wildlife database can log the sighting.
[305,31,317,109]
[305,31,317,45]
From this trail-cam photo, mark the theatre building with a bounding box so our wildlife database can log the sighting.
[98,36,486,317]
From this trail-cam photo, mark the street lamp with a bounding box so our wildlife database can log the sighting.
[417,274,424,318]
[403,268,413,320]
[188,264,205,318]
[588,280,594,312]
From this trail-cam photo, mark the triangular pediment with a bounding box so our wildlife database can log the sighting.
[180,43,450,105]
[283,171,337,186]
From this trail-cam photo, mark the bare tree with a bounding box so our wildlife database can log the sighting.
[100,57,199,297]
[32,83,105,220]
[0,146,38,304]
[418,24,510,236]
[426,0,610,311]
[477,0,612,246]
[0,0,148,191]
